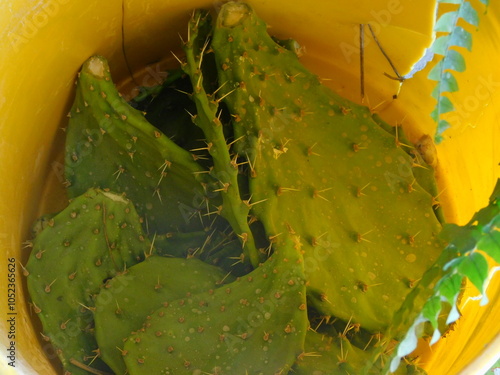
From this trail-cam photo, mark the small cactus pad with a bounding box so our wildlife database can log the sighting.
[26,188,151,374]
[94,256,232,374]
[123,237,307,375]
[65,55,220,234]
[212,2,444,332]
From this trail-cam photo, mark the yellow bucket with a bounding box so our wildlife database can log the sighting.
[1,0,499,374]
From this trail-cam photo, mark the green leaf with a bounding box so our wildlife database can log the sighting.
[472,201,500,227]
[459,1,480,27]
[422,296,442,329]
[435,11,459,32]
[444,256,465,271]
[438,95,454,114]
[441,223,481,253]
[483,214,500,234]
[442,71,460,92]
[443,49,467,72]
[437,273,463,304]
[450,26,473,51]
[382,180,499,373]
[431,107,439,121]
[432,35,451,56]
[428,60,443,81]
[478,229,500,263]
[457,251,489,293]
[437,119,452,134]
[429,0,488,141]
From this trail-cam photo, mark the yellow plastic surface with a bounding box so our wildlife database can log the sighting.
[0,1,498,374]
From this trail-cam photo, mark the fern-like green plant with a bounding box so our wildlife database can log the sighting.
[429,0,489,143]
[367,179,500,373]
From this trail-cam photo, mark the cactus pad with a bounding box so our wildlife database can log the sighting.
[123,236,307,375]
[212,2,444,332]
[65,55,219,234]
[94,255,232,374]
[26,188,151,374]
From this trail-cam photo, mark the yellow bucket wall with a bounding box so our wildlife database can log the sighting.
[0,0,498,374]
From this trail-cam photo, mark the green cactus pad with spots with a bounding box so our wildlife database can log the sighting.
[212,2,444,332]
[94,256,232,375]
[292,331,424,375]
[26,188,151,375]
[65,55,219,234]
[123,237,307,375]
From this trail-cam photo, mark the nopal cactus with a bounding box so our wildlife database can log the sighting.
[123,236,308,375]
[25,2,451,374]
[26,188,151,374]
[65,56,221,235]
[212,2,444,332]
[94,255,233,375]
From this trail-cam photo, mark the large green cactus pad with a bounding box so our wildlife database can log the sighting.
[212,2,444,332]
[123,237,307,375]
[26,188,150,374]
[65,55,219,234]
[94,256,232,375]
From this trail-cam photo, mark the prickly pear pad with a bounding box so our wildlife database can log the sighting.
[212,2,444,332]
[26,188,151,375]
[123,237,307,375]
[94,256,233,375]
[65,55,219,234]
